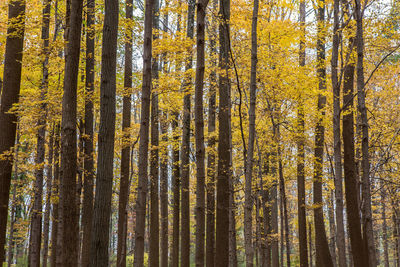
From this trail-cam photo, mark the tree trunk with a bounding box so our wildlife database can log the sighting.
[42,126,55,267]
[381,182,389,267]
[50,125,60,267]
[355,1,376,265]
[0,1,26,262]
[117,1,133,267]
[206,0,217,264]
[270,149,279,267]
[244,0,259,265]
[160,111,169,267]
[313,1,333,265]
[133,0,153,263]
[309,222,313,267]
[60,0,84,264]
[229,177,238,267]
[331,0,346,265]
[180,0,195,265]
[81,0,95,266]
[216,0,231,262]
[328,189,337,267]
[194,0,209,264]
[149,0,160,264]
[278,155,290,267]
[89,0,119,264]
[342,36,368,266]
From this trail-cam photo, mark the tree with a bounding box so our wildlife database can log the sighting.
[133,0,153,263]
[313,0,333,265]
[194,0,209,264]
[0,1,26,263]
[216,0,231,263]
[60,0,84,264]
[89,0,119,264]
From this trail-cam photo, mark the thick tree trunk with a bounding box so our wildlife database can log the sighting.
[42,127,54,267]
[216,0,231,262]
[117,1,133,267]
[81,0,95,266]
[206,0,217,264]
[50,125,60,267]
[149,0,160,264]
[89,0,119,264]
[355,1,376,265]
[180,0,195,265]
[331,0,346,265]
[297,2,308,266]
[194,0,209,264]
[313,1,333,266]
[342,37,368,267]
[133,0,153,263]
[244,0,259,265]
[60,0,84,264]
[0,1,26,262]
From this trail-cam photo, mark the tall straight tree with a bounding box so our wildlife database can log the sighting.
[89,0,119,264]
[60,0,84,264]
[194,0,209,264]
[81,0,95,266]
[297,0,308,266]
[244,0,259,265]
[180,0,195,264]
[134,0,153,263]
[216,0,231,264]
[331,0,346,265]
[117,0,133,266]
[313,0,333,266]
[29,0,51,265]
[0,0,26,263]
[206,0,218,265]
[355,0,376,265]
[149,0,160,264]
[50,124,60,267]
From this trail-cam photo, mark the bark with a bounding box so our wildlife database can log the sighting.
[117,1,133,266]
[0,1,26,262]
[297,1,309,265]
[328,189,337,267]
[216,0,231,263]
[81,0,95,265]
[60,0,84,264]
[180,0,195,264]
[309,222,313,267]
[270,149,279,267]
[278,154,290,267]
[50,125,60,267]
[149,0,160,263]
[206,0,217,264]
[42,127,55,267]
[355,1,376,265]
[244,0,259,265]
[89,0,119,264]
[331,0,346,265]
[160,111,169,267]
[194,0,209,264]
[313,1,333,265]
[342,37,368,267]
[229,177,238,267]
[133,0,153,263]
[381,183,389,267]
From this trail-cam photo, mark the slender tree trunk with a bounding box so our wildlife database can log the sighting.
[206,0,217,264]
[244,0,259,265]
[133,0,153,263]
[381,182,389,267]
[194,0,209,264]
[0,1,26,262]
[331,0,346,265]
[355,1,376,265]
[270,148,279,267]
[328,189,337,267]
[117,1,133,266]
[149,0,160,264]
[309,222,313,267]
[60,0,84,264]
[180,0,195,265]
[262,154,271,267]
[229,177,238,267]
[50,125,60,267]
[216,0,231,262]
[89,0,119,264]
[29,1,51,265]
[81,0,95,266]
[342,36,368,266]
[313,1,333,265]
[297,2,308,265]
[42,127,55,267]
[278,155,290,267]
